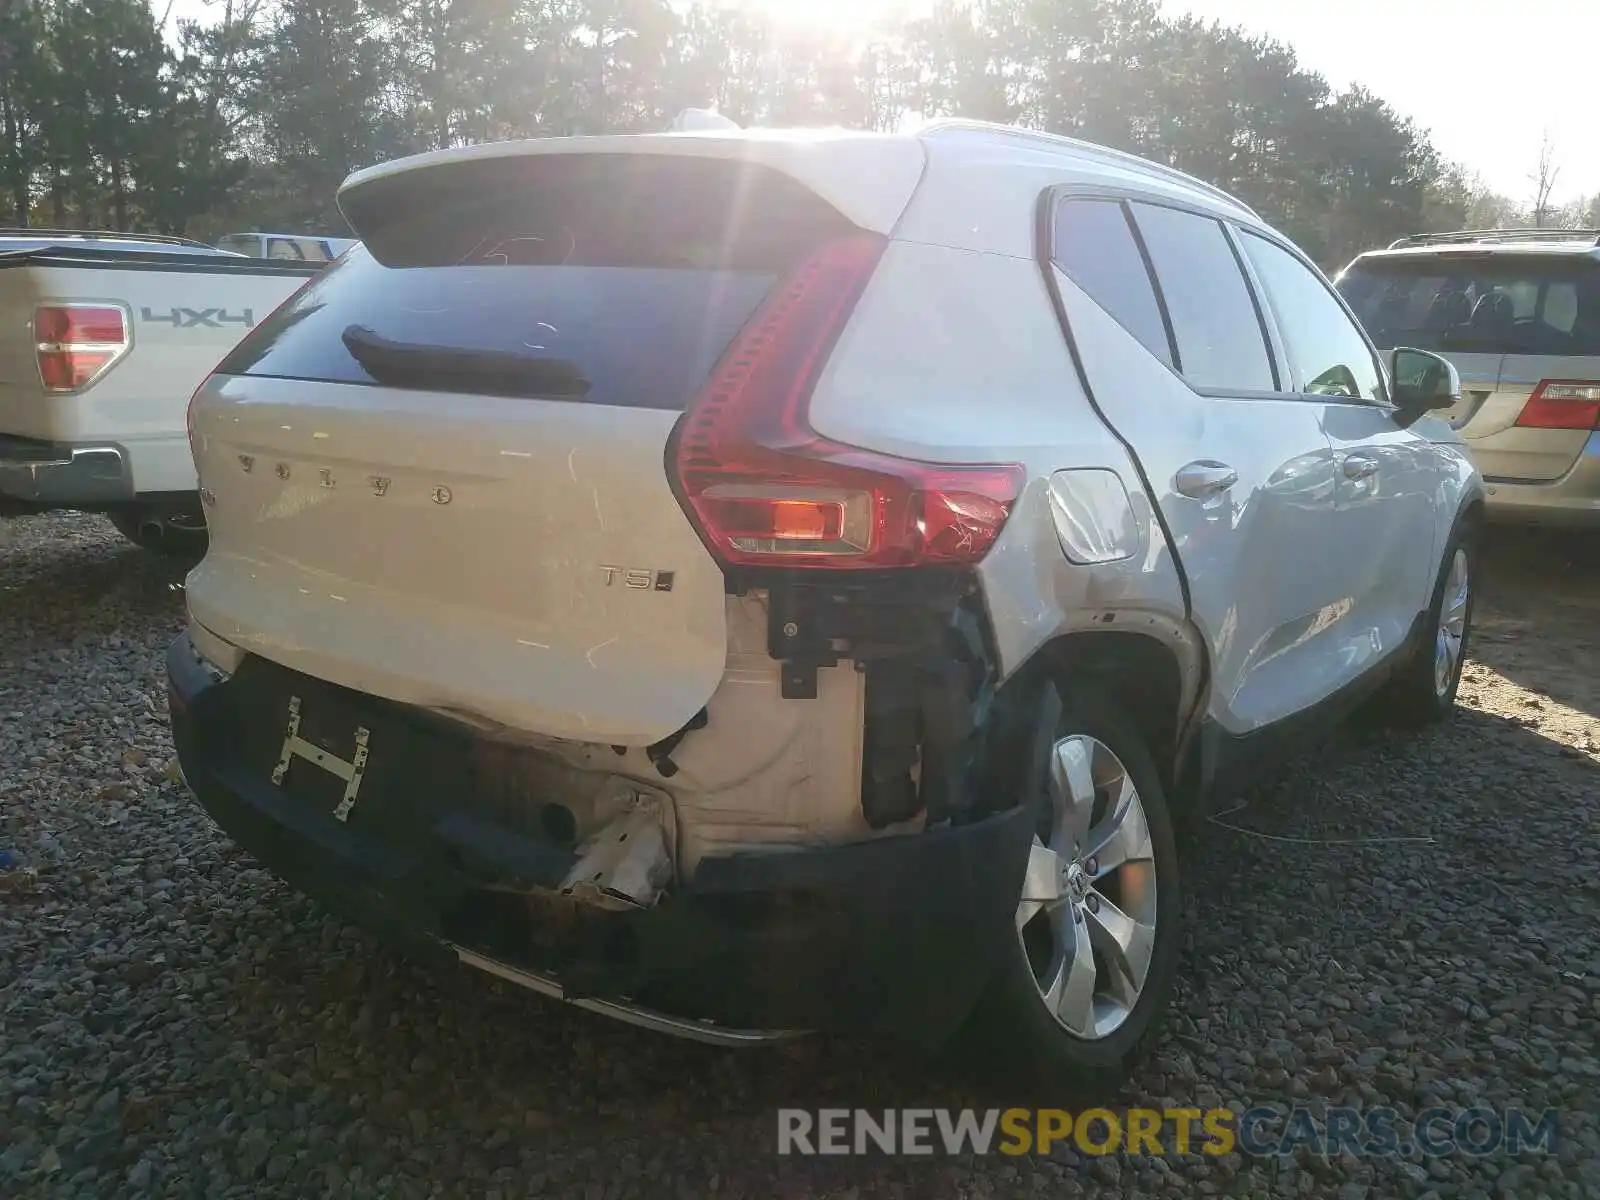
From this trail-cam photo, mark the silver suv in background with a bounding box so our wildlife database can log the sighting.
[1337,229,1600,526]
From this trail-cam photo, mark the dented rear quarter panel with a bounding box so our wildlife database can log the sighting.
[806,237,1201,722]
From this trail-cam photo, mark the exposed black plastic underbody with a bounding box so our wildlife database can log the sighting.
[167,632,1036,1045]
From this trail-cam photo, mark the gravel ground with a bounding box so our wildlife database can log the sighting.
[2,512,1597,1199]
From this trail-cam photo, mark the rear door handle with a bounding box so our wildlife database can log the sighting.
[1342,454,1379,481]
[1174,461,1238,499]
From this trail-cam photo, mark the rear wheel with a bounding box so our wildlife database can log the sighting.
[962,685,1182,1099]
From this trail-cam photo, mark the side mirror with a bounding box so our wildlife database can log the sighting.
[1390,347,1460,413]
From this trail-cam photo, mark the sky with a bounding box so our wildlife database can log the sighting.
[1157,0,1598,206]
[161,0,1598,206]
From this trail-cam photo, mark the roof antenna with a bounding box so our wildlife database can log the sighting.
[669,106,741,133]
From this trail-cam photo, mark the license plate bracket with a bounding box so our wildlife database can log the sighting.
[270,694,372,823]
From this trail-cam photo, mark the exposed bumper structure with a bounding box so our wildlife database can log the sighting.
[166,633,1033,1048]
[0,435,134,509]
[1483,431,1600,527]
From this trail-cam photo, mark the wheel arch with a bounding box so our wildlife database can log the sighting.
[987,627,1207,811]
[1434,440,1486,550]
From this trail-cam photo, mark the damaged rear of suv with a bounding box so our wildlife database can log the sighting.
[169,121,1479,1091]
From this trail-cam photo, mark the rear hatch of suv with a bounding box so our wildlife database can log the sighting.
[1338,249,1600,481]
[185,138,927,746]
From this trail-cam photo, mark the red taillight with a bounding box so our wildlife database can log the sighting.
[1515,380,1600,430]
[672,233,1024,569]
[35,304,129,392]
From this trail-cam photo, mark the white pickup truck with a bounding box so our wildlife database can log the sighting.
[0,228,323,553]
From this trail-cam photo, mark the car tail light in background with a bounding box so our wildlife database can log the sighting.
[1514,381,1600,430]
[35,304,131,392]
[672,232,1025,569]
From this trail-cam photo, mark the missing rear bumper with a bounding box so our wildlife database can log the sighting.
[167,631,1033,1046]
[559,802,674,910]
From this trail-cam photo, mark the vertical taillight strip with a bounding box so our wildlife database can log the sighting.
[670,232,1025,570]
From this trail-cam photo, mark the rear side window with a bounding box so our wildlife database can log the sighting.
[1240,231,1384,402]
[217,156,856,409]
[1337,253,1600,356]
[1129,202,1276,393]
[1052,199,1173,368]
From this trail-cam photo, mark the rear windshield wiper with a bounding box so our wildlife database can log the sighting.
[341,324,591,398]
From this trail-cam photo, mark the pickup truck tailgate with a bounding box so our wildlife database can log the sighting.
[0,248,320,445]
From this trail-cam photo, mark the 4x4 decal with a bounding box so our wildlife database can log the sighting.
[139,306,255,329]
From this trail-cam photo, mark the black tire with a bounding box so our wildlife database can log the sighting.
[107,509,209,560]
[957,683,1183,1102]
[1365,517,1477,729]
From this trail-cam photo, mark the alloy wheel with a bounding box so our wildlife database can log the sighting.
[1433,547,1470,698]
[1015,734,1158,1041]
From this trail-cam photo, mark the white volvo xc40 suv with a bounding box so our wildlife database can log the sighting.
[169,120,1481,1093]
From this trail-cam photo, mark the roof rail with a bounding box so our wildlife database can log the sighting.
[916,118,1262,220]
[1386,228,1600,250]
[0,226,212,248]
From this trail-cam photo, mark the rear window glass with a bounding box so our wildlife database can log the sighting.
[1337,254,1600,356]
[216,156,854,409]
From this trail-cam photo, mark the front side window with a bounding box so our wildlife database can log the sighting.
[1241,231,1384,402]
[1129,202,1276,393]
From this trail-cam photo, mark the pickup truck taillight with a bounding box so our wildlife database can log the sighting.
[1514,380,1600,431]
[35,304,131,393]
